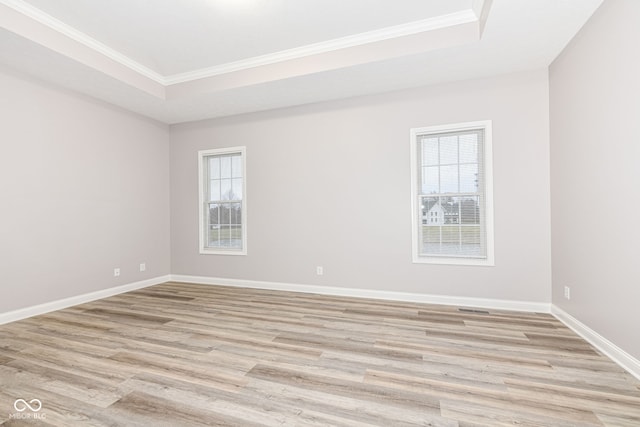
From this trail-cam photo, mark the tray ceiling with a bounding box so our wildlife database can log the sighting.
[0,0,603,123]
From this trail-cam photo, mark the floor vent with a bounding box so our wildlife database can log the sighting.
[458,308,490,314]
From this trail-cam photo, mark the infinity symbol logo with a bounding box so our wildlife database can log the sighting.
[14,399,42,412]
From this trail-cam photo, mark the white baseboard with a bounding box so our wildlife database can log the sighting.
[551,305,640,381]
[0,275,171,325]
[3,272,637,382]
[170,274,551,313]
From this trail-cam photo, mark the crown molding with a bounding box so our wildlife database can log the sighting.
[163,10,478,85]
[0,0,165,84]
[2,0,479,87]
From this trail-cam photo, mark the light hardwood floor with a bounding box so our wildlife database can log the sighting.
[1,282,639,426]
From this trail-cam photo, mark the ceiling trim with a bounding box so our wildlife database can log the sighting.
[163,9,479,85]
[0,0,165,83]
[2,0,479,87]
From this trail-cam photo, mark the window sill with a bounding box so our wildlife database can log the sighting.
[200,249,247,256]
[412,256,494,266]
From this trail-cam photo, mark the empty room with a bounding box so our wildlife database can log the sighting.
[1,0,639,425]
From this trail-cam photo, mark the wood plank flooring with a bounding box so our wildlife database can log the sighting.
[1,282,639,426]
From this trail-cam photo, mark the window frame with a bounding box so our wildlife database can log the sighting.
[198,146,247,256]
[410,121,494,266]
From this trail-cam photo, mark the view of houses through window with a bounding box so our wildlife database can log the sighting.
[411,122,493,264]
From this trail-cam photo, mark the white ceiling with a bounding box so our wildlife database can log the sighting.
[0,0,603,124]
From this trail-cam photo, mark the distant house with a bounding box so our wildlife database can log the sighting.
[424,201,445,225]
[422,199,479,225]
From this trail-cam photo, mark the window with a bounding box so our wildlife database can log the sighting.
[410,121,494,265]
[198,147,246,255]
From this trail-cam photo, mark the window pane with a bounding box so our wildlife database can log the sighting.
[459,196,480,225]
[421,137,439,166]
[459,134,478,163]
[230,202,242,225]
[440,165,458,193]
[421,197,437,225]
[208,157,220,179]
[220,156,232,178]
[210,225,240,248]
[439,135,458,164]
[231,178,243,200]
[208,204,220,246]
[209,203,220,225]
[422,166,439,194]
[231,155,242,178]
[220,203,230,224]
[209,179,221,201]
[420,195,483,256]
[221,178,232,200]
[214,225,240,248]
[460,225,481,256]
[460,163,478,192]
[442,198,459,224]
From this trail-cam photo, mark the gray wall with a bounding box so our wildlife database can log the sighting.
[0,67,171,313]
[550,0,640,359]
[171,69,552,302]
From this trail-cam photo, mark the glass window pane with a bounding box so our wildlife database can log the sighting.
[230,202,241,225]
[459,134,478,163]
[208,157,220,179]
[212,225,241,249]
[439,135,458,164]
[209,203,220,225]
[421,223,441,255]
[421,195,441,254]
[421,137,439,166]
[440,165,458,193]
[460,225,481,256]
[460,164,478,193]
[209,179,221,201]
[208,204,220,246]
[231,155,242,178]
[220,203,230,224]
[221,179,232,200]
[231,225,242,248]
[208,228,219,246]
[421,196,438,225]
[459,196,480,225]
[231,178,243,200]
[422,166,439,194]
[220,156,232,178]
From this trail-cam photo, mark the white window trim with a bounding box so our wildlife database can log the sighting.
[198,146,247,256]
[410,120,494,266]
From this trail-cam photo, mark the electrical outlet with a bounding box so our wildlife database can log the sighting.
[316,266,324,276]
[114,268,121,277]
[140,263,146,272]
[564,286,570,300]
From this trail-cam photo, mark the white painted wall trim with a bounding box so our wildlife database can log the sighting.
[164,10,477,84]
[0,0,165,84]
[0,275,171,325]
[1,0,479,87]
[3,272,637,383]
[551,305,640,381]
[171,274,550,313]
